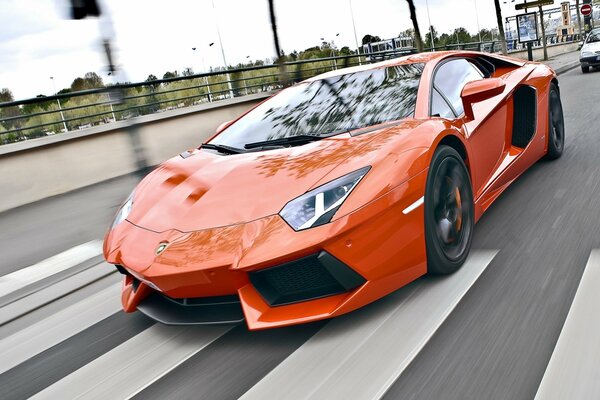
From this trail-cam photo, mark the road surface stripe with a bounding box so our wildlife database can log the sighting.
[0,283,121,374]
[240,250,498,400]
[0,262,116,326]
[30,324,232,400]
[0,240,103,298]
[534,249,600,400]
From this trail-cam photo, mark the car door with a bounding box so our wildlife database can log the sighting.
[431,58,507,199]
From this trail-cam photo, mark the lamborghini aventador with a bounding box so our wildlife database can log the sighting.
[103,50,565,330]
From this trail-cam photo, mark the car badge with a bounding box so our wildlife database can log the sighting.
[155,242,169,255]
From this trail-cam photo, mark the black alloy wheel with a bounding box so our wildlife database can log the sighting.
[546,83,565,160]
[425,145,474,275]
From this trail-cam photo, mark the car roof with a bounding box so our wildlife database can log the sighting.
[304,51,522,82]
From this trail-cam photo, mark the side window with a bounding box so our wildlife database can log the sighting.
[433,59,483,116]
[431,89,455,119]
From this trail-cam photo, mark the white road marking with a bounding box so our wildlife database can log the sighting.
[30,324,232,400]
[535,249,600,400]
[0,240,103,298]
[0,283,121,374]
[240,250,498,400]
[402,196,424,215]
[0,262,116,325]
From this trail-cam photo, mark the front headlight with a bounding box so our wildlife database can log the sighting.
[581,50,595,57]
[279,166,370,231]
[111,192,134,229]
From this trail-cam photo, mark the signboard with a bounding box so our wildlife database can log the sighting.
[581,4,593,16]
[517,12,540,42]
[515,0,554,10]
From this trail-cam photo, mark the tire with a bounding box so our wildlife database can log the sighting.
[425,145,474,275]
[546,83,565,160]
[582,65,589,74]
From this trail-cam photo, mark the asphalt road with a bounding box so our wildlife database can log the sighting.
[1,65,599,399]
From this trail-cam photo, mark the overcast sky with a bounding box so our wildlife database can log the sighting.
[1,0,521,100]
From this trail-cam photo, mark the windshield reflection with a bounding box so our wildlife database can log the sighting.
[211,63,424,149]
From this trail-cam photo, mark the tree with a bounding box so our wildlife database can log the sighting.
[268,0,287,86]
[494,0,508,55]
[452,27,472,44]
[182,68,194,76]
[145,74,160,90]
[163,71,178,80]
[405,0,424,52]
[398,28,414,38]
[361,34,382,45]
[0,88,20,129]
[70,72,104,92]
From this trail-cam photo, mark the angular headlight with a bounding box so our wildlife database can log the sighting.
[581,51,595,57]
[111,192,134,229]
[280,167,370,231]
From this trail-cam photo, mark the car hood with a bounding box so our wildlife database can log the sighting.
[126,122,423,233]
[582,42,600,53]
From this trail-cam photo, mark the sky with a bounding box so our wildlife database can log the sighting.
[0,0,522,100]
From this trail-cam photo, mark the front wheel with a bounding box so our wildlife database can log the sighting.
[582,65,590,74]
[546,83,564,160]
[425,145,474,275]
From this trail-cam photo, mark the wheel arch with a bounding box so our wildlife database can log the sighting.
[436,134,471,175]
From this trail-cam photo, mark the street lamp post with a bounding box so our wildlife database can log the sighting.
[106,72,117,122]
[348,0,362,65]
[211,0,235,99]
[241,55,250,96]
[424,0,436,50]
[192,47,213,102]
[49,77,68,132]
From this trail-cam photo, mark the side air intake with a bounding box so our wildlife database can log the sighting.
[512,85,537,148]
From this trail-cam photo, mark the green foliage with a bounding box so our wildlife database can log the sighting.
[71,72,104,91]
[361,34,382,45]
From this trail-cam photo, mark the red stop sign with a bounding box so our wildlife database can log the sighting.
[581,4,592,16]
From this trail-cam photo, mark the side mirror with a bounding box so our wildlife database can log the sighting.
[578,41,583,50]
[461,78,506,121]
[215,120,233,134]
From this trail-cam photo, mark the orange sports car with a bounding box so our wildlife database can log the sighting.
[103,51,564,330]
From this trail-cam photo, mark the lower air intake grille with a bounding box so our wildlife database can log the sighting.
[249,251,366,306]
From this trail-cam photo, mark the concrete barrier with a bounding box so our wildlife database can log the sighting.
[0,93,271,213]
[508,42,579,62]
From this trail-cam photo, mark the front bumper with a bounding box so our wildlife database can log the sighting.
[580,55,600,67]
[104,169,428,330]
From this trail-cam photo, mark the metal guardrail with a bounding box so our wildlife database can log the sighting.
[0,35,580,145]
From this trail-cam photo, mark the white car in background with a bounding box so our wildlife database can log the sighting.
[580,29,600,73]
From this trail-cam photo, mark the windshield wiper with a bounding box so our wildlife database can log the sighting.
[243,132,341,150]
[201,143,245,155]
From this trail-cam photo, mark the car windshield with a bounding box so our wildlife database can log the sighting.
[210,63,424,149]
[586,32,600,43]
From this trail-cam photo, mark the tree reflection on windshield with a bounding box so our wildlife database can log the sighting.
[211,63,424,149]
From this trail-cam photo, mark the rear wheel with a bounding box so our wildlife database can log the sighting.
[546,83,564,160]
[582,65,590,74]
[425,145,474,275]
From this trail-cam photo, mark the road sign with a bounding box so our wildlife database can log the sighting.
[515,0,554,10]
[581,4,593,16]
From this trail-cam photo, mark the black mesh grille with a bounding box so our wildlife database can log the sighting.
[512,85,537,148]
[250,251,366,306]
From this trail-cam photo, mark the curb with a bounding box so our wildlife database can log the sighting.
[555,60,581,76]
